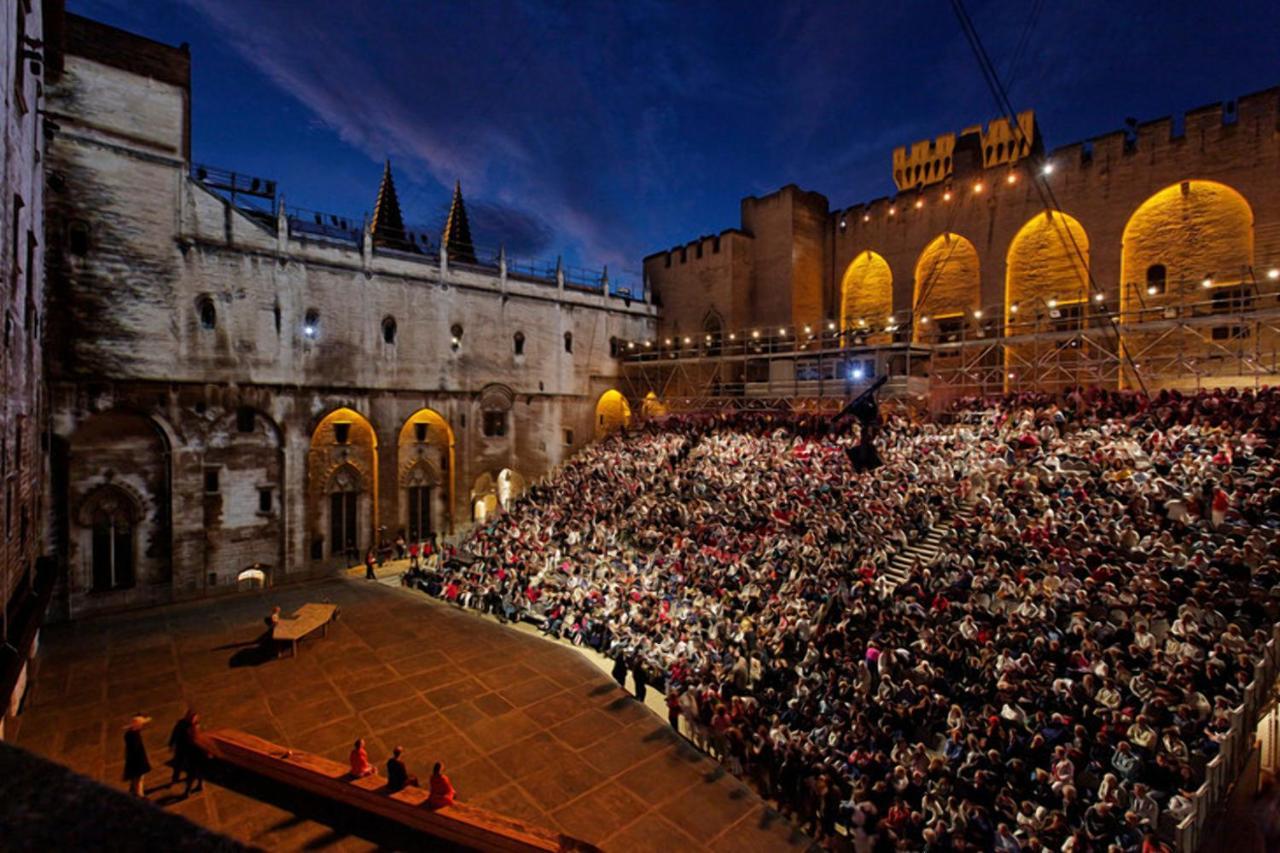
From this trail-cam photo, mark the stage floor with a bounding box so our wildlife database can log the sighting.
[12,578,809,852]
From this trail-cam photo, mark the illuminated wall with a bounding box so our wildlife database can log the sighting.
[1005,211,1091,385]
[594,389,632,437]
[308,407,378,562]
[398,408,455,535]
[913,233,980,342]
[839,251,894,343]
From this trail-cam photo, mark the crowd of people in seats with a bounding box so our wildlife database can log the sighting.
[410,385,1280,851]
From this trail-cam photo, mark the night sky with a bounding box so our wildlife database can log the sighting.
[71,0,1280,281]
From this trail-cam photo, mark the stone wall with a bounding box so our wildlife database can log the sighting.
[643,88,1280,392]
[42,15,656,618]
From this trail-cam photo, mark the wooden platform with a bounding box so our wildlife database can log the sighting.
[196,728,598,853]
[272,603,339,657]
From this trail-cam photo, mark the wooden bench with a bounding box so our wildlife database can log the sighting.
[272,603,339,657]
[195,729,598,852]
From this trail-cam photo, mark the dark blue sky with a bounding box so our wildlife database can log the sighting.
[72,0,1280,279]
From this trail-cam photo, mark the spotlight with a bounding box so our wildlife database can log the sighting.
[664,338,672,346]
[973,309,983,319]
[851,367,864,381]
[1202,276,1213,288]
[751,330,760,339]
[943,191,952,202]
[920,316,929,324]
[778,327,787,336]
[1269,268,1279,280]
[1047,298,1058,309]
[1094,292,1105,302]
[1147,285,1158,296]
[914,199,924,209]
[1009,303,1019,313]
[704,334,712,342]
[1007,372,1016,380]
[304,325,317,338]
[885,315,895,323]
[1006,172,1017,184]
[839,219,847,229]
[1041,162,1054,176]
[863,214,870,222]
[644,340,652,348]
[888,206,896,216]
[728,333,736,340]
[683,336,691,344]
[627,341,635,349]
[803,325,812,334]
[973,182,984,194]
[827,321,836,330]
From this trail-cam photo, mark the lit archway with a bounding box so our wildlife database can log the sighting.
[497,468,526,510]
[1005,211,1091,388]
[839,251,893,343]
[308,407,378,563]
[641,391,668,419]
[399,408,455,537]
[594,390,631,438]
[913,233,980,343]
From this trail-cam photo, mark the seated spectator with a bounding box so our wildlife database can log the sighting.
[386,745,418,792]
[427,761,455,808]
[349,738,376,779]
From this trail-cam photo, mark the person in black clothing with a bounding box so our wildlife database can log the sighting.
[168,708,205,796]
[386,745,418,792]
[631,657,648,702]
[123,714,152,798]
[611,652,627,688]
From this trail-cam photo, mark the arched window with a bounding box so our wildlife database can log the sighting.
[85,488,137,591]
[198,297,216,330]
[1146,264,1167,296]
[451,323,463,351]
[382,316,397,344]
[563,331,573,354]
[513,331,525,356]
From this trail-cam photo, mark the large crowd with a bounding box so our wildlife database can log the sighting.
[405,386,1280,851]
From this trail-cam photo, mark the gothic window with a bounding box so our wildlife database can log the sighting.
[513,331,525,355]
[382,316,397,344]
[407,485,432,541]
[85,487,137,592]
[482,411,507,437]
[563,332,573,353]
[328,467,361,557]
[303,309,320,339]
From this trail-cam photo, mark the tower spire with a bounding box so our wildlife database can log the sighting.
[441,180,477,264]
[370,159,416,252]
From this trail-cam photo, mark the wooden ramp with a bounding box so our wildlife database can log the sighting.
[196,728,598,852]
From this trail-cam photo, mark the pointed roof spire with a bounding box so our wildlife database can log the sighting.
[370,159,416,252]
[441,180,477,264]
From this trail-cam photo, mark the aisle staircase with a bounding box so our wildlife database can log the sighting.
[878,499,979,590]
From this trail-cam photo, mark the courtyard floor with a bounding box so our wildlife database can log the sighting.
[12,576,811,852]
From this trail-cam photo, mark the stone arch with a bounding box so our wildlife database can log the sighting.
[1005,210,1091,388]
[641,391,668,419]
[702,310,724,355]
[66,410,172,610]
[913,232,980,343]
[398,408,455,538]
[1120,180,1253,311]
[497,468,526,510]
[839,250,893,343]
[594,389,632,438]
[308,407,378,563]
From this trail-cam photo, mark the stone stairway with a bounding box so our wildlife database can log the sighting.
[878,499,978,591]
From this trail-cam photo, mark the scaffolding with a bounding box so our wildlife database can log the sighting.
[619,271,1280,414]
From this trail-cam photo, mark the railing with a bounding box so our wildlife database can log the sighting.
[1171,624,1280,850]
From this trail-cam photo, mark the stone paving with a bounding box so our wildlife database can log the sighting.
[13,578,811,852]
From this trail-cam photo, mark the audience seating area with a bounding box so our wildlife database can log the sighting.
[400,386,1280,851]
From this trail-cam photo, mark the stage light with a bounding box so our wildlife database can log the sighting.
[827,321,836,331]
[664,338,672,346]
[973,309,983,319]
[1147,285,1158,296]
[943,191,952,202]
[1007,372,1016,379]
[915,199,924,209]
[803,325,812,334]
[1047,298,1058,309]
[888,206,896,216]
[920,316,929,324]
[683,336,691,345]
[728,333,736,340]
[304,325,317,339]
[644,340,652,348]
[851,367,864,381]
[627,341,635,350]
[778,327,787,336]
[751,330,761,339]
[1009,303,1019,313]
[1041,162,1055,175]
[863,214,870,222]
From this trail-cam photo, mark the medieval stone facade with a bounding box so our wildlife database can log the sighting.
[643,97,1280,396]
[1,0,49,734]
[41,15,655,619]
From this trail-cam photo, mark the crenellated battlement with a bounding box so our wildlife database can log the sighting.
[642,228,751,268]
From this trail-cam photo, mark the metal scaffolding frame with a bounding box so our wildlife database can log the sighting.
[619,272,1280,414]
